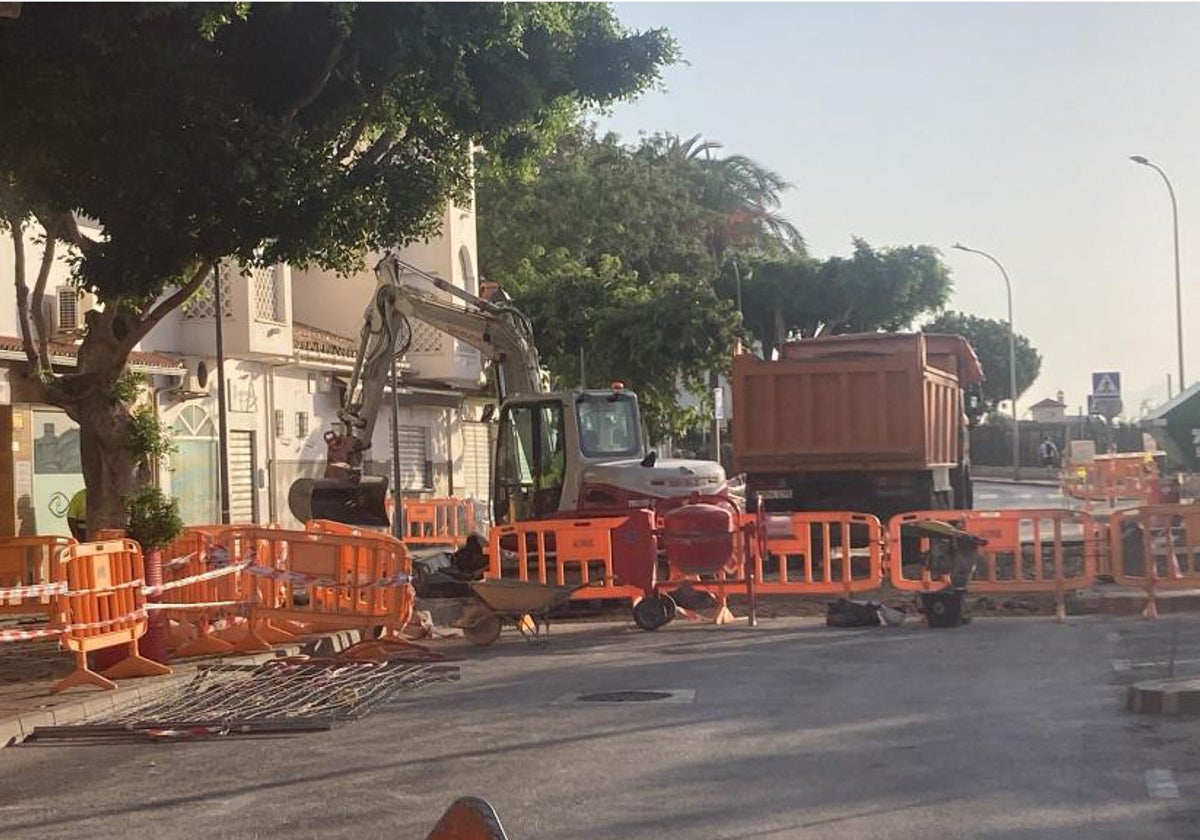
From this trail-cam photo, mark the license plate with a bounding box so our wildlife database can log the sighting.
[756,489,793,500]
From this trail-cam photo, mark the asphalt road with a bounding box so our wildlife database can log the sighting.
[973,479,1068,511]
[2,614,1199,840]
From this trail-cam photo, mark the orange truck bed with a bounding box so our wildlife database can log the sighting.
[732,333,982,474]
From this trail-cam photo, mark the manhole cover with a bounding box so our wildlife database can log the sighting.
[578,691,674,703]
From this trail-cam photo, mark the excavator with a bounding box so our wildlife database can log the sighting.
[288,254,742,533]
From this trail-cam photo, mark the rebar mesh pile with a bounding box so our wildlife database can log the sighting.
[26,658,459,743]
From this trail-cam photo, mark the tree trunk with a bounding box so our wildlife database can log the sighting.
[73,394,139,535]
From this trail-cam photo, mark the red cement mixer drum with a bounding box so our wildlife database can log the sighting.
[663,503,737,575]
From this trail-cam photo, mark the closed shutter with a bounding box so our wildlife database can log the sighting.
[461,422,491,506]
[228,431,257,523]
[393,425,431,490]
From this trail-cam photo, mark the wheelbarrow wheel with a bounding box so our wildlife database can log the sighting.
[633,593,677,631]
[464,612,503,646]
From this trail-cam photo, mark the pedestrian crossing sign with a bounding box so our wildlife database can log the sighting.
[1092,371,1121,398]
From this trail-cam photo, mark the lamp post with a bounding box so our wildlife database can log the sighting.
[952,243,1020,480]
[1130,155,1185,390]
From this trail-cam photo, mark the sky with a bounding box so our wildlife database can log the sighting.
[593,1,1200,418]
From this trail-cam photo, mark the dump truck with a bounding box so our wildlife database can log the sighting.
[731,332,985,520]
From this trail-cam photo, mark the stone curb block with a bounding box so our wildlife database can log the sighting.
[1127,678,1200,715]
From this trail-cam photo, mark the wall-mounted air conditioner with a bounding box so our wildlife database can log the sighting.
[181,357,212,395]
[53,287,98,334]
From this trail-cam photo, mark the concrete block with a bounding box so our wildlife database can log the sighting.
[1127,678,1200,715]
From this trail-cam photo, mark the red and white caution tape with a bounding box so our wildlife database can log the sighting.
[243,565,412,589]
[0,608,147,643]
[163,551,199,570]
[146,561,249,596]
[0,581,67,603]
[59,579,145,598]
[144,599,248,612]
[0,625,63,642]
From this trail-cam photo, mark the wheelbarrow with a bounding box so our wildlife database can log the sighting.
[457,579,583,646]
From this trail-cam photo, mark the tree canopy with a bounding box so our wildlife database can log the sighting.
[477,124,800,437]
[923,311,1042,411]
[715,240,954,356]
[0,2,676,528]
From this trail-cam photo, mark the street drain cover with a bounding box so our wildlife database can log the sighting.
[578,690,673,703]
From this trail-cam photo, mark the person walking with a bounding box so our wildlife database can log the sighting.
[1039,436,1060,469]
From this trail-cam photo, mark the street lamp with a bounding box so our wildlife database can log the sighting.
[1130,155,1185,390]
[952,243,1020,481]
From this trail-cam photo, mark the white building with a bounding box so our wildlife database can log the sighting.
[0,201,493,537]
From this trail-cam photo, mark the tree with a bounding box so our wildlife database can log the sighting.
[718,239,953,357]
[477,126,796,437]
[0,3,675,531]
[923,311,1042,412]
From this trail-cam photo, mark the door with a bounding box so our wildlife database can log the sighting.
[171,406,219,526]
[392,425,432,491]
[228,430,258,524]
[493,400,564,524]
[461,421,491,508]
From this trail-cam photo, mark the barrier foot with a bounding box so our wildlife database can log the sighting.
[51,654,117,693]
[1143,596,1160,621]
[172,632,236,660]
[713,604,738,625]
[101,644,173,680]
[222,624,275,654]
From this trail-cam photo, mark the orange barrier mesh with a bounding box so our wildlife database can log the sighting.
[487,517,645,602]
[888,509,1098,621]
[209,527,414,652]
[156,529,247,659]
[751,512,884,597]
[0,536,74,619]
[53,539,172,692]
[1062,453,1157,505]
[1110,504,1200,619]
[401,498,475,548]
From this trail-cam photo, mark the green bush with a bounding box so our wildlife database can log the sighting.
[126,485,184,551]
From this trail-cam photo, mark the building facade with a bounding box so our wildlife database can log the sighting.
[0,201,493,537]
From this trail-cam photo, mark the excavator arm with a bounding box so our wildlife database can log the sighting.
[375,255,547,399]
[289,254,545,526]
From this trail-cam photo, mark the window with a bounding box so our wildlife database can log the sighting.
[274,410,285,437]
[459,245,477,297]
[295,411,308,438]
[576,392,642,458]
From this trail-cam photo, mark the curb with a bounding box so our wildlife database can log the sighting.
[0,643,303,749]
[1127,677,1200,715]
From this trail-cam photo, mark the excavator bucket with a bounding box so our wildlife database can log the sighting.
[288,476,391,527]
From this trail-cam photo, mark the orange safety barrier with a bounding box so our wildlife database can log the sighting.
[751,511,884,597]
[209,526,414,652]
[487,516,648,603]
[1109,503,1200,619]
[401,498,476,548]
[888,508,1098,621]
[154,529,251,659]
[53,539,173,692]
[1062,453,1158,506]
[0,536,74,620]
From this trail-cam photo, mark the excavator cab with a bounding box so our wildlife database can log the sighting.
[493,398,568,525]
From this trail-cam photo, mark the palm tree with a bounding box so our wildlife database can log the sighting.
[658,134,802,265]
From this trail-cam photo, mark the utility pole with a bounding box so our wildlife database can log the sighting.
[213,262,231,525]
